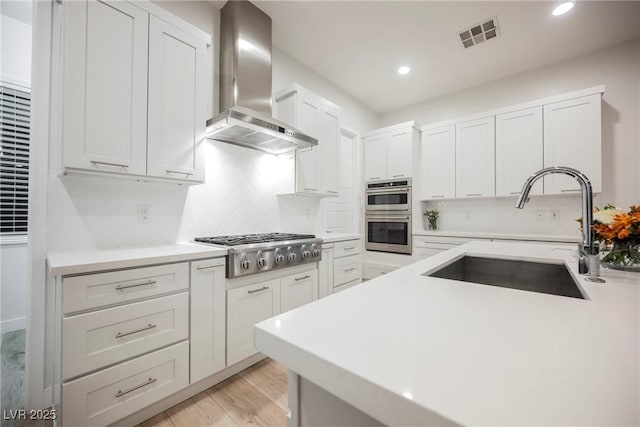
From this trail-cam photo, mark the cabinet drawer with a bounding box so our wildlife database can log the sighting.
[63,262,189,314]
[63,341,188,427]
[333,240,361,259]
[63,293,188,379]
[363,263,398,280]
[333,279,361,293]
[413,247,446,260]
[333,255,361,286]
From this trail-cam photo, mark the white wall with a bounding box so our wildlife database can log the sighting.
[1,4,32,332]
[381,40,640,236]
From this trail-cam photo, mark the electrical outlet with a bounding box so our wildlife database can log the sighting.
[138,204,151,224]
[536,209,545,221]
[550,209,560,221]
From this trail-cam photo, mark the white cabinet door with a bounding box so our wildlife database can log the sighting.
[227,279,280,366]
[456,117,495,198]
[320,104,341,195]
[386,129,412,179]
[63,0,148,176]
[420,125,456,200]
[318,247,334,298]
[295,91,321,194]
[147,16,206,182]
[281,270,318,313]
[190,259,226,383]
[495,107,543,197]
[364,134,386,181]
[543,94,602,194]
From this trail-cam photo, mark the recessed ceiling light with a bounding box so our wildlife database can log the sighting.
[397,66,411,75]
[552,1,575,16]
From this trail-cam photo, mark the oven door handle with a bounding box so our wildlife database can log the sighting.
[366,216,411,220]
[366,188,410,194]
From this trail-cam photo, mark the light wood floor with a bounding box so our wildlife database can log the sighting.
[137,359,288,427]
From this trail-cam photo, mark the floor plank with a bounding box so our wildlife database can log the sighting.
[207,375,287,427]
[238,359,288,411]
[166,392,238,427]
[137,412,175,427]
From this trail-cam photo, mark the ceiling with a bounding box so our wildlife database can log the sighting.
[249,1,640,114]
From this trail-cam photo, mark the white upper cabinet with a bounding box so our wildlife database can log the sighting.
[543,94,602,194]
[147,16,206,182]
[274,84,342,196]
[363,134,386,182]
[63,0,148,176]
[364,122,419,182]
[495,106,543,197]
[420,125,456,200]
[61,0,210,184]
[455,117,495,198]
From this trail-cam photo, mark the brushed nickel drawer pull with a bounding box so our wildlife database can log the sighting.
[248,286,269,294]
[431,195,445,198]
[115,377,157,398]
[197,264,221,270]
[328,190,338,194]
[166,169,194,176]
[304,187,318,191]
[509,192,521,195]
[344,267,356,273]
[115,280,157,291]
[90,160,129,168]
[560,189,581,192]
[392,174,404,178]
[466,193,482,197]
[294,275,311,281]
[115,323,157,339]
[343,246,357,250]
[370,177,381,180]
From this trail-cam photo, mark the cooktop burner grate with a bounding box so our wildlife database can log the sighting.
[195,232,316,246]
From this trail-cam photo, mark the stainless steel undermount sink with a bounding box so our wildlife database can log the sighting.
[424,256,585,299]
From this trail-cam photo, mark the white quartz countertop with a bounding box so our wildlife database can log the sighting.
[413,230,582,243]
[316,232,362,243]
[255,241,640,426]
[48,242,227,276]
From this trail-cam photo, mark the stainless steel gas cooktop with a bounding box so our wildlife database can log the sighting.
[195,233,322,278]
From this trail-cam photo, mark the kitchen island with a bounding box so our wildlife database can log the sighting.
[255,241,639,426]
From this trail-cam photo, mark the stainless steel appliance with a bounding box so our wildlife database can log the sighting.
[365,179,412,255]
[205,1,317,155]
[365,213,412,255]
[195,233,322,278]
[365,179,412,212]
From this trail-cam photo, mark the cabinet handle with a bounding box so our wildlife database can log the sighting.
[466,193,482,197]
[294,275,311,281]
[115,323,157,339]
[166,169,194,176]
[115,377,157,398]
[509,192,521,195]
[327,190,338,194]
[344,267,356,273]
[115,280,157,291]
[392,175,404,178]
[90,160,128,169]
[369,177,381,180]
[560,189,581,193]
[431,195,445,198]
[248,286,269,294]
[343,246,357,250]
[304,188,318,191]
[197,264,221,270]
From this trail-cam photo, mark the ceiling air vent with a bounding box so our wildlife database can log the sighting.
[458,17,499,49]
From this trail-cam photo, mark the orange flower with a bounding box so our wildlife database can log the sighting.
[618,228,630,239]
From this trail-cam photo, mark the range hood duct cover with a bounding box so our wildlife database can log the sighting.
[206,0,317,154]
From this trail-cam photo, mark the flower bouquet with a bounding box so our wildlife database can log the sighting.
[424,209,439,231]
[583,204,640,271]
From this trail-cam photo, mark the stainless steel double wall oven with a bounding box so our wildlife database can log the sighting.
[365,179,412,255]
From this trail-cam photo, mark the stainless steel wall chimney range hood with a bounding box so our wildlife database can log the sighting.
[205,1,317,155]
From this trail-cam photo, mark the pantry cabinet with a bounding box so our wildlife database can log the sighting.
[543,93,602,194]
[495,106,543,197]
[420,125,456,200]
[274,84,341,196]
[455,117,495,198]
[364,122,419,181]
[190,259,226,383]
[61,0,209,184]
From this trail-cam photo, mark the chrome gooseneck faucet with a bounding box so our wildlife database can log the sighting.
[515,166,602,279]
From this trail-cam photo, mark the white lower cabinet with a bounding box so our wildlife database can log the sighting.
[226,279,281,366]
[63,341,189,427]
[333,255,362,286]
[318,246,334,298]
[281,270,319,313]
[190,259,226,383]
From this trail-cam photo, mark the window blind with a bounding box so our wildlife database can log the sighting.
[0,85,30,235]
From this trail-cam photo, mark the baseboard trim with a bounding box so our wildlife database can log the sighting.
[110,353,267,427]
[1,317,26,334]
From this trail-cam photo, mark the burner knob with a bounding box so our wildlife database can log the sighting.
[288,252,297,262]
[275,251,285,265]
[240,258,251,270]
[302,250,311,259]
[312,247,320,257]
[257,257,266,268]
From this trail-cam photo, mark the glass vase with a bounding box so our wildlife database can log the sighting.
[601,239,640,272]
[426,216,438,231]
